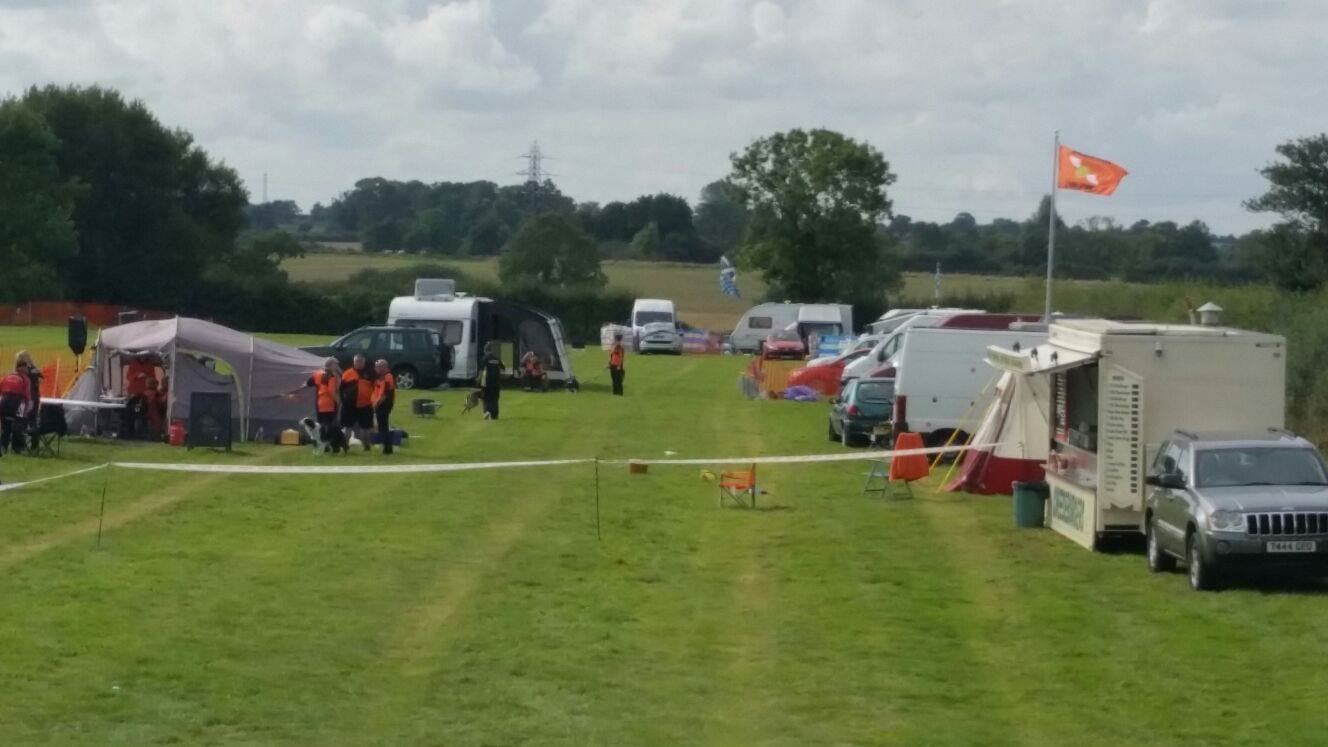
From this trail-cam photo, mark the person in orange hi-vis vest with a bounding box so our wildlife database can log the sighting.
[608,333,626,396]
[340,354,375,451]
[306,357,344,453]
[371,358,396,455]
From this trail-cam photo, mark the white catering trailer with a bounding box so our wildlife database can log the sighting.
[988,318,1286,550]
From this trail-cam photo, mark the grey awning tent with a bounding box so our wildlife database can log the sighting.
[66,317,326,440]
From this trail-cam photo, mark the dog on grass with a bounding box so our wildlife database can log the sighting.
[460,390,484,416]
[300,417,349,455]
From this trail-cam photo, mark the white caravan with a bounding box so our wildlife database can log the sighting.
[387,278,576,385]
[887,326,1048,444]
[631,298,682,354]
[730,303,854,353]
[988,317,1286,550]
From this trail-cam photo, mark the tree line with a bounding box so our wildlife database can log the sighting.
[5,83,1328,338]
[306,176,744,265]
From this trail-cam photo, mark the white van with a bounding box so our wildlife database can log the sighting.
[869,308,982,335]
[843,311,965,382]
[730,302,853,353]
[387,279,576,385]
[888,326,1047,444]
[631,298,682,354]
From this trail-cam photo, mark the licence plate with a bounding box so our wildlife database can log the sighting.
[1266,541,1316,553]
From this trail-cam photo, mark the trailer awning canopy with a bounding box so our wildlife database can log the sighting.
[986,344,1097,375]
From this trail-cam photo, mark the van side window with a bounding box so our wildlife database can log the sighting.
[748,316,772,330]
[403,331,431,352]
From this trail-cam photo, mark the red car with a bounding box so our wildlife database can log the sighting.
[787,348,872,397]
[760,329,807,360]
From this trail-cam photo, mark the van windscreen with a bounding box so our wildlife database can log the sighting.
[635,311,673,325]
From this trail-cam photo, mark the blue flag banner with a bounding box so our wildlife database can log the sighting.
[719,256,740,298]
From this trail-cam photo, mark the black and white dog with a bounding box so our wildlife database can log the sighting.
[300,417,349,455]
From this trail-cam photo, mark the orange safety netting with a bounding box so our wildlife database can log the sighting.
[0,301,169,327]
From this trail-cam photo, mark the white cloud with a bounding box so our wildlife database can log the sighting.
[1,0,1326,231]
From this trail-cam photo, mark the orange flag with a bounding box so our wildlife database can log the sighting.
[1057,145,1128,195]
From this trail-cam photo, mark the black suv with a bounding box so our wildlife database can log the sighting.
[302,326,445,390]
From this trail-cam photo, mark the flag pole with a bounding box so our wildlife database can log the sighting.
[1044,131,1060,321]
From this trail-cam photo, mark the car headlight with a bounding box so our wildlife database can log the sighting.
[1208,510,1245,532]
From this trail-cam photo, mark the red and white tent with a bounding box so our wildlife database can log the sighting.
[945,370,1050,495]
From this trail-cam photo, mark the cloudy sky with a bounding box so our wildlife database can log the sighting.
[1,0,1324,234]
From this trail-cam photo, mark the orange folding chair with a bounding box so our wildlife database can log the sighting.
[864,432,930,498]
[719,464,757,508]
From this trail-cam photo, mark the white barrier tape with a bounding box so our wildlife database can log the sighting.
[0,463,108,493]
[105,443,999,475]
[608,443,1000,467]
[109,458,592,475]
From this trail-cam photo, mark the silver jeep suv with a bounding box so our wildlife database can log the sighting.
[1143,430,1328,591]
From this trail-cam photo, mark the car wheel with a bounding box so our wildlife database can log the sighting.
[828,419,839,442]
[1187,532,1220,591]
[1146,517,1176,573]
[393,366,418,390]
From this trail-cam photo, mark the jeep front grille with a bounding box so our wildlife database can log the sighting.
[1246,512,1328,536]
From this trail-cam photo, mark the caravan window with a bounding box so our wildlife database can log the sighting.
[400,320,464,346]
[439,321,463,346]
[748,316,772,330]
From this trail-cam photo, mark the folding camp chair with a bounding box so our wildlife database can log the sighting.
[719,464,757,508]
[863,432,929,499]
[26,403,67,457]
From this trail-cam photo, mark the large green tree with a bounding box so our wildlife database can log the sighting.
[694,180,749,258]
[0,101,79,302]
[18,85,248,306]
[725,129,900,303]
[1245,134,1328,290]
[499,212,605,288]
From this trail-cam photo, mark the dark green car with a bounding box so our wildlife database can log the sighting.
[828,377,895,447]
[302,326,445,390]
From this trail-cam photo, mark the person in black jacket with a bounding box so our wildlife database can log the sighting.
[481,342,504,420]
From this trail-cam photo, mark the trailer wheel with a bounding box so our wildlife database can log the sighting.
[1146,516,1176,572]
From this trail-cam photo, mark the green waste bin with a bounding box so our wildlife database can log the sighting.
[1012,481,1049,528]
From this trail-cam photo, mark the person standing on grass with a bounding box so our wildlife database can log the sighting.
[608,333,626,396]
[16,351,41,417]
[481,341,504,420]
[0,358,32,455]
[341,354,374,451]
[307,357,343,453]
[371,359,396,455]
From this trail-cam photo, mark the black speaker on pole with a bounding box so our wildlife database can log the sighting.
[187,391,233,451]
[68,316,88,357]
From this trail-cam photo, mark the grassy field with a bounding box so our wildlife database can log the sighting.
[1,325,1327,744]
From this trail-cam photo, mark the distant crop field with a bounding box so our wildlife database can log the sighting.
[283,253,1055,331]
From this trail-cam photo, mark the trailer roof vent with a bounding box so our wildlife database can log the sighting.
[414,278,456,301]
[1196,302,1223,327]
